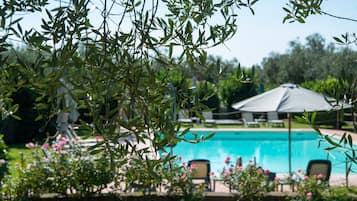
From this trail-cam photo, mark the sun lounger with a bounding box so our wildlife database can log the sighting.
[306,159,331,182]
[267,112,284,127]
[268,120,285,127]
[215,119,243,125]
[188,159,211,191]
[279,159,332,192]
[177,110,193,124]
[242,112,260,127]
[202,111,216,126]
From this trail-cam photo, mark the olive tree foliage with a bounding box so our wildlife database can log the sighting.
[282,0,357,125]
[219,65,257,111]
[284,0,357,184]
[0,0,259,195]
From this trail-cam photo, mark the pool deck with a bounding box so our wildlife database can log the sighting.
[320,128,357,143]
[189,127,357,144]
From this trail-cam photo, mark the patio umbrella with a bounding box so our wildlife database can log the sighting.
[231,83,349,175]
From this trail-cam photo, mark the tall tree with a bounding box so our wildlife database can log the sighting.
[0,0,259,196]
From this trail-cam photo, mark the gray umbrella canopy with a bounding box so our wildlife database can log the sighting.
[232,83,338,112]
[232,83,350,175]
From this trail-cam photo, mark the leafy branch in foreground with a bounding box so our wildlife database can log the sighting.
[298,111,356,187]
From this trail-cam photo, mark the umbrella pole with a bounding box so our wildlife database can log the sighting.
[288,113,292,176]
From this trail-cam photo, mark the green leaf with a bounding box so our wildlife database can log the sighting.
[333,36,344,44]
[324,147,336,151]
[17,23,23,35]
[296,17,305,23]
[324,135,342,148]
[11,114,21,120]
[35,114,44,121]
[348,134,353,148]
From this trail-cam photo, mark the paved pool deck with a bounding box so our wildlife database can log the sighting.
[320,128,357,142]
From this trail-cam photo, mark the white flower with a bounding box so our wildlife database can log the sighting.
[0,159,7,165]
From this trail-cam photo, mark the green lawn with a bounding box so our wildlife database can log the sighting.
[7,144,33,176]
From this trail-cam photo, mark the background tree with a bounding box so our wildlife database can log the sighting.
[0,0,259,197]
[219,66,258,112]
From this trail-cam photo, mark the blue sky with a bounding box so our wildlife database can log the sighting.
[207,0,357,67]
[13,0,357,67]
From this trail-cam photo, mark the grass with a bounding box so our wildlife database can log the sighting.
[7,144,33,176]
[331,186,357,196]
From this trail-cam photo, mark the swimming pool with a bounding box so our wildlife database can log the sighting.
[172,129,356,174]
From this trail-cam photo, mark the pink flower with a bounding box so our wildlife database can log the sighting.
[264,169,270,175]
[59,150,68,154]
[0,159,6,165]
[297,168,302,173]
[58,139,67,146]
[210,172,215,176]
[224,156,231,164]
[95,136,102,141]
[274,176,280,181]
[52,143,62,151]
[190,163,198,169]
[306,192,312,197]
[223,172,228,179]
[42,143,49,149]
[316,173,324,180]
[229,167,233,173]
[304,176,309,180]
[178,156,182,161]
[25,142,37,149]
[60,137,68,142]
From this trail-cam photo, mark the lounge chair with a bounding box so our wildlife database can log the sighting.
[306,159,332,182]
[215,119,243,125]
[267,112,284,127]
[177,110,192,124]
[284,159,332,192]
[242,112,259,127]
[188,159,211,191]
[202,111,216,126]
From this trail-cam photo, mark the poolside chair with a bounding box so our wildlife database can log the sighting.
[306,159,332,182]
[267,112,284,127]
[177,110,192,124]
[188,159,211,191]
[242,112,259,127]
[202,111,216,126]
[215,119,243,125]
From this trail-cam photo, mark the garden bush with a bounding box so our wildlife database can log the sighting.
[0,138,114,200]
[220,156,276,201]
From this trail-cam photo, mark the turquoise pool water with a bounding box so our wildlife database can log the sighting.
[172,130,356,174]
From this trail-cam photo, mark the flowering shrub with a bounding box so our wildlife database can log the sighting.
[155,155,204,201]
[291,172,329,201]
[221,157,275,201]
[0,138,114,200]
